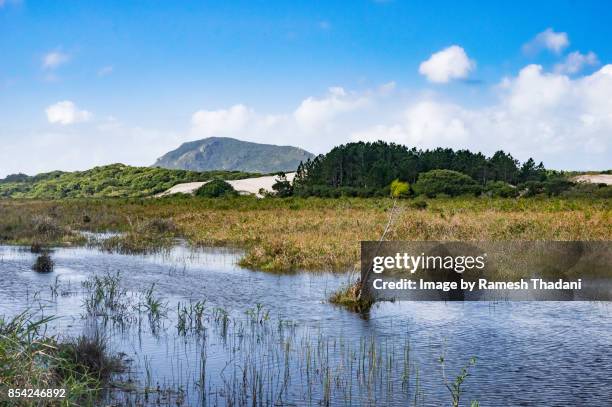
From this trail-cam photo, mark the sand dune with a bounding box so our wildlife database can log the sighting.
[157,172,296,197]
[572,174,612,185]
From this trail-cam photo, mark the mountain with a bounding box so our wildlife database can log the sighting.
[152,137,314,173]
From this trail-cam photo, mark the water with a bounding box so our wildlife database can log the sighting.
[1,244,611,406]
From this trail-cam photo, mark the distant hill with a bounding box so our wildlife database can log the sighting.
[0,164,257,198]
[153,137,314,173]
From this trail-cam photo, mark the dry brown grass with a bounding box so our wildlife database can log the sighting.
[0,196,609,272]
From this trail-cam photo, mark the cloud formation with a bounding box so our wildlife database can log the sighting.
[42,51,69,69]
[418,45,475,83]
[352,64,612,169]
[45,101,92,125]
[523,28,569,55]
[554,51,599,74]
[191,104,256,137]
[294,87,370,129]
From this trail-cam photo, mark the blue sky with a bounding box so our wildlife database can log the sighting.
[1,0,611,176]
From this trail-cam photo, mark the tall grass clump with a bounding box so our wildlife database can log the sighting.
[100,218,178,254]
[32,253,54,273]
[0,311,122,406]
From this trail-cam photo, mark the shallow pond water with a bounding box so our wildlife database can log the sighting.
[1,244,611,406]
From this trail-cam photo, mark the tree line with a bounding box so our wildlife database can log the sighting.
[292,141,548,196]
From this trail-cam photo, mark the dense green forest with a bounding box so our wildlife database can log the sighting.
[292,141,609,198]
[0,164,256,198]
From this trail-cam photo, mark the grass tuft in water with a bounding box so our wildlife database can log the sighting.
[32,253,54,273]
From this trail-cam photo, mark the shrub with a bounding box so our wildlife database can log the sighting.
[390,179,410,198]
[195,179,237,198]
[33,253,54,272]
[271,173,293,197]
[520,178,575,197]
[561,182,612,199]
[413,170,481,197]
[484,181,518,198]
[543,177,574,196]
[409,198,428,210]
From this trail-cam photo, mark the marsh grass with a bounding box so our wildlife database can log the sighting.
[100,218,178,254]
[1,196,609,272]
[329,280,373,312]
[0,311,122,406]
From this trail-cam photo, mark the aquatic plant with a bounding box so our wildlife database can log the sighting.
[439,353,478,407]
[177,300,207,335]
[55,333,124,382]
[137,283,168,321]
[329,280,373,312]
[32,253,54,273]
[0,311,121,406]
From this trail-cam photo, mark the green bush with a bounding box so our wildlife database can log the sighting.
[561,182,612,199]
[390,179,410,198]
[195,179,237,198]
[484,181,518,198]
[413,170,481,197]
[519,178,575,197]
[271,173,294,197]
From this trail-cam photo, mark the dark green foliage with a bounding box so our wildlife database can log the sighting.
[195,179,237,198]
[520,178,576,197]
[561,182,612,199]
[0,163,255,199]
[414,170,481,197]
[294,141,544,197]
[33,253,54,272]
[0,173,30,183]
[271,172,294,197]
[484,181,518,198]
[519,158,546,182]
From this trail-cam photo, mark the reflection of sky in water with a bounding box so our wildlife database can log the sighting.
[1,244,611,406]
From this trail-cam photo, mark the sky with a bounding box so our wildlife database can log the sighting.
[1,0,611,177]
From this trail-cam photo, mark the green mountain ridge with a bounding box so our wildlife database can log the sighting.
[153,137,314,173]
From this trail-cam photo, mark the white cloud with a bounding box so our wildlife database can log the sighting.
[45,101,92,125]
[0,118,179,178]
[98,65,114,76]
[351,64,612,169]
[418,45,475,83]
[294,86,370,128]
[42,51,69,69]
[191,104,255,136]
[554,51,599,74]
[523,28,569,55]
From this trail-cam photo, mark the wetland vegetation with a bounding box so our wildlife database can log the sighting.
[1,196,609,272]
